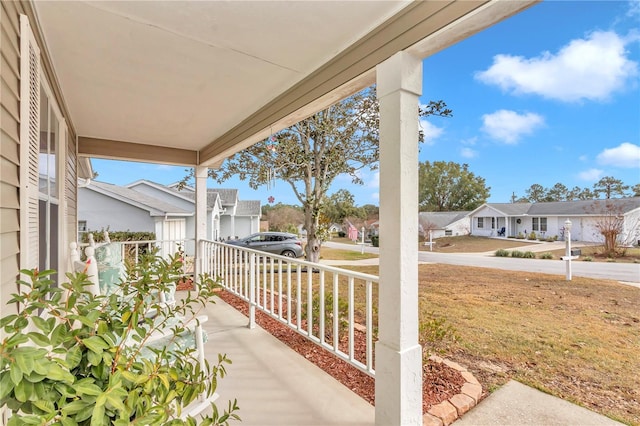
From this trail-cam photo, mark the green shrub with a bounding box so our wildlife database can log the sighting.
[495,249,510,257]
[0,254,239,425]
[540,252,554,260]
[523,251,536,258]
[510,250,525,258]
[419,312,459,355]
[527,231,537,240]
[546,236,557,242]
[583,256,593,262]
[516,233,525,239]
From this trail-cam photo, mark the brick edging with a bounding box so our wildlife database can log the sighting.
[423,355,483,426]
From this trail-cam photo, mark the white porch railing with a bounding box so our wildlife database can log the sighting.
[200,239,378,377]
[81,238,194,273]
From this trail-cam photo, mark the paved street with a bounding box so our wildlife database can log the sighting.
[322,240,640,285]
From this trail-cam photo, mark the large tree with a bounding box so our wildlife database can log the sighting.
[418,161,489,211]
[199,87,451,261]
[262,202,304,233]
[322,189,365,224]
[593,176,629,199]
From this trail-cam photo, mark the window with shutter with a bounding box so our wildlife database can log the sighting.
[20,15,66,281]
[19,15,41,273]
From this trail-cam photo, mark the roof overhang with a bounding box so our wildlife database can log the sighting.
[30,0,538,167]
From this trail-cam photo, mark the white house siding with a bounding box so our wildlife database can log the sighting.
[471,205,501,237]
[1,0,24,318]
[1,2,78,319]
[78,188,155,232]
[234,216,258,238]
[624,208,640,246]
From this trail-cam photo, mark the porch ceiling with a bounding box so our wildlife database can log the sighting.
[32,0,537,167]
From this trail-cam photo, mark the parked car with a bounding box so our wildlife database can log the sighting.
[226,232,304,258]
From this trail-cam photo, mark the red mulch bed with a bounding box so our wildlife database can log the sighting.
[214,289,465,412]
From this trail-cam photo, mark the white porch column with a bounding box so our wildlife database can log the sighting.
[195,166,208,282]
[375,51,423,425]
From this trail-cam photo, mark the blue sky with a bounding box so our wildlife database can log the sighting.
[92,1,640,207]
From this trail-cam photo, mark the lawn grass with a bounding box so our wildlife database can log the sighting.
[343,264,640,425]
[319,246,378,261]
[418,235,532,253]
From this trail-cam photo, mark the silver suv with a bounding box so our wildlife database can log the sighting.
[226,232,304,258]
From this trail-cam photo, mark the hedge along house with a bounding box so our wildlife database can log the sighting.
[1,1,537,424]
[469,198,640,244]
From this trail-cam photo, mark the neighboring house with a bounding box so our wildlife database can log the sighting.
[469,198,640,244]
[78,180,260,253]
[418,211,470,239]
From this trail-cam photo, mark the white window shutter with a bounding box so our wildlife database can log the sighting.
[19,15,41,272]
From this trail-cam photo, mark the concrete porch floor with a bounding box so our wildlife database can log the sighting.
[199,295,375,426]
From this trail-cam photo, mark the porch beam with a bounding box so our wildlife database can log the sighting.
[78,136,198,166]
[375,51,422,425]
[197,0,489,166]
[194,166,208,286]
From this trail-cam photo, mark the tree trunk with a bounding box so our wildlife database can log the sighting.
[304,210,321,263]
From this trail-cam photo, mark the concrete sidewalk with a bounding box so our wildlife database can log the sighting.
[453,380,623,426]
[202,297,375,426]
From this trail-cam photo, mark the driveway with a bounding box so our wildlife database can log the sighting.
[322,241,640,285]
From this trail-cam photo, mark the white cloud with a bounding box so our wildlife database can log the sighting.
[460,147,478,159]
[578,168,604,181]
[371,192,379,201]
[628,0,640,17]
[419,119,444,145]
[367,171,380,189]
[475,31,638,102]
[596,142,640,168]
[481,109,544,144]
[461,137,477,146]
[579,155,589,162]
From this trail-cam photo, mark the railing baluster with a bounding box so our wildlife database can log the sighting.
[366,280,373,373]
[333,273,339,353]
[287,262,292,326]
[319,271,325,345]
[307,267,313,337]
[270,257,275,316]
[278,259,283,320]
[296,265,302,330]
[248,252,256,329]
[348,276,354,362]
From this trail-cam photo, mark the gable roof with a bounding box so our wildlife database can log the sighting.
[419,211,470,229]
[478,198,640,217]
[236,200,261,217]
[84,181,191,216]
[127,179,197,204]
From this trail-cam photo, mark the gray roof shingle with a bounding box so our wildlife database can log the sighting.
[88,181,191,215]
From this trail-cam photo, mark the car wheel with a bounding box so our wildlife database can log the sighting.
[281,250,296,258]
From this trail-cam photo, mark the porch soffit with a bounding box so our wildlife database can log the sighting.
[33,0,538,166]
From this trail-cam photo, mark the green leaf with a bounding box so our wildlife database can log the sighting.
[6,333,28,347]
[32,399,55,414]
[0,371,15,399]
[75,380,102,396]
[87,350,102,366]
[50,323,68,347]
[61,417,79,426]
[14,347,36,375]
[10,362,23,385]
[26,331,50,347]
[82,336,109,354]
[64,346,83,370]
[0,314,18,328]
[46,363,74,384]
[61,400,92,415]
[14,380,34,402]
[31,315,51,334]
